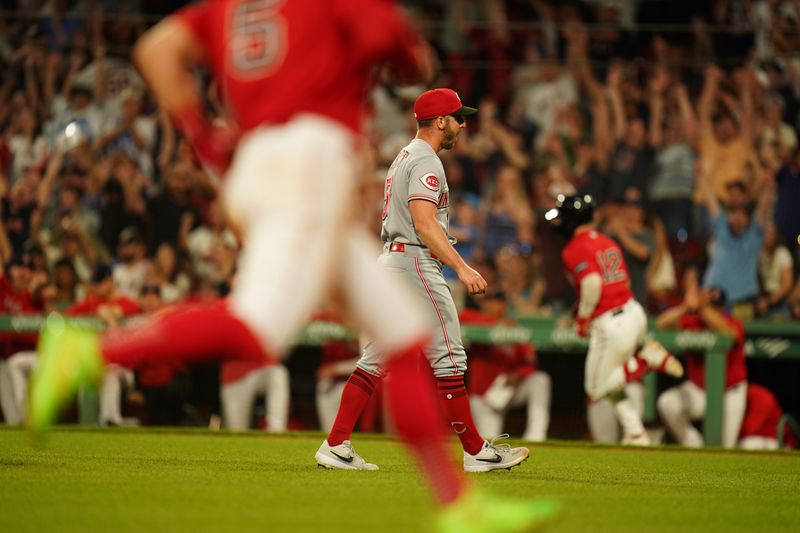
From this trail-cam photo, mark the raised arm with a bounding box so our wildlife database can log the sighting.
[698,65,724,139]
[673,83,698,147]
[606,63,626,143]
[648,69,668,148]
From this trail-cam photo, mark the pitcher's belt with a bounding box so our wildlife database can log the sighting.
[387,242,439,260]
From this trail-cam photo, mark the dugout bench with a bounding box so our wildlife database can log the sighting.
[2,314,799,446]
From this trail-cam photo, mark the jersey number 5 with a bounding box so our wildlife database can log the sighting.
[596,248,626,283]
[229,0,287,79]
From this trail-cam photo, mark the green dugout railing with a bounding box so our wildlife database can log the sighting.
[2,314,799,445]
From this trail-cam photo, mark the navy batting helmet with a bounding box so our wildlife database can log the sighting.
[545,194,595,236]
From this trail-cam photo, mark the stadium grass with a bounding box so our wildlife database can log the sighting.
[0,427,798,533]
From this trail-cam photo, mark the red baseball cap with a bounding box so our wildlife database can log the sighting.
[414,88,478,121]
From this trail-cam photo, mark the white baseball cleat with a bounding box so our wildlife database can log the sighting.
[640,340,684,378]
[463,434,530,473]
[622,432,652,446]
[315,440,379,471]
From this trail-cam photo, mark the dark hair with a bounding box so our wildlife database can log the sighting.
[417,118,436,128]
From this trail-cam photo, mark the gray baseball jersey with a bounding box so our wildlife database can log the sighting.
[358,138,466,378]
[380,139,454,245]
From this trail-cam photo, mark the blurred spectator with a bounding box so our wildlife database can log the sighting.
[112,226,149,300]
[773,150,800,247]
[698,155,774,321]
[144,242,190,304]
[648,79,697,241]
[697,65,756,204]
[185,200,238,288]
[480,164,534,258]
[757,221,794,319]
[603,188,655,307]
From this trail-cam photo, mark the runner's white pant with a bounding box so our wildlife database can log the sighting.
[224,115,427,360]
[316,379,347,432]
[587,382,645,443]
[657,380,748,448]
[585,299,648,439]
[469,372,551,441]
[221,364,290,431]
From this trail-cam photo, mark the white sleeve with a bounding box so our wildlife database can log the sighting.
[577,273,602,320]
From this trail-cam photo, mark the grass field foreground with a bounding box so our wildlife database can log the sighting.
[1,427,798,532]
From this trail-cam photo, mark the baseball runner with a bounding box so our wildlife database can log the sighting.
[28,2,556,530]
[549,194,683,445]
[317,88,530,473]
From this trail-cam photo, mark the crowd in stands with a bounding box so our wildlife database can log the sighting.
[0,1,798,445]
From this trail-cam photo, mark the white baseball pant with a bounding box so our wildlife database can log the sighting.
[587,382,645,443]
[221,364,289,432]
[738,436,778,450]
[657,380,748,448]
[585,299,649,440]
[469,372,551,442]
[99,364,135,425]
[224,115,427,361]
[1,351,38,425]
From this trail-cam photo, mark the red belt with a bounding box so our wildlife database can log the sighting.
[389,242,438,260]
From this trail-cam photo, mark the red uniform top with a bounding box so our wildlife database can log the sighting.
[0,276,40,356]
[176,0,424,134]
[0,276,39,314]
[678,313,748,389]
[562,229,633,320]
[66,295,141,317]
[460,309,537,396]
[739,384,796,448]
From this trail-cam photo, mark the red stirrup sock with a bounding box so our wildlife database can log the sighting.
[384,342,468,506]
[101,300,269,369]
[327,368,381,446]
[436,376,485,455]
[624,355,649,382]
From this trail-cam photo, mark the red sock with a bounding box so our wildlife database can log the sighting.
[327,368,380,446]
[436,376,485,455]
[385,343,468,506]
[101,300,269,369]
[624,355,648,382]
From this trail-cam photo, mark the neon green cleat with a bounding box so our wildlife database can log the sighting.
[436,489,559,533]
[29,317,104,436]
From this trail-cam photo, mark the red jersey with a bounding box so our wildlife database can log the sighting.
[739,384,796,448]
[176,0,424,134]
[679,313,748,389]
[66,295,141,317]
[562,229,633,319]
[0,276,39,314]
[460,309,537,396]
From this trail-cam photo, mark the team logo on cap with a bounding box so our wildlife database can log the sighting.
[421,174,440,191]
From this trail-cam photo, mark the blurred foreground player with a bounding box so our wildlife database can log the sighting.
[317,89,530,473]
[28,1,557,530]
[548,195,683,445]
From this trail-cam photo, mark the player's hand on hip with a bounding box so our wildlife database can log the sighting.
[457,265,487,295]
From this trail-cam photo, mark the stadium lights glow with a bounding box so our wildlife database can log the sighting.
[544,208,558,221]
